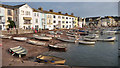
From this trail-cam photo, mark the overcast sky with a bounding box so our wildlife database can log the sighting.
[2,2,118,17]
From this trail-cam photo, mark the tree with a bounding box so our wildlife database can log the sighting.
[7,20,16,28]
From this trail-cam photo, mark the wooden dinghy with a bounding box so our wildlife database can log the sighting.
[33,34,52,41]
[8,46,27,58]
[0,35,12,39]
[79,40,96,45]
[57,38,75,43]
[36,55,66,64]
[48,44,66,51]
[27,40,46,46]
[13,37,27,41]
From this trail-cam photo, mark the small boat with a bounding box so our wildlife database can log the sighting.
[97,37,116,42]
[13,37,27,41]
[8,46,27,58]
[33,34,52,41]
[57,38,75,43]
[27,40,46,46]
[36,55,66,64]
[84,34,99,38]
[48,44,66,50]
[79,40,96,45]
[0,35,12,39]
[84,38,97,42]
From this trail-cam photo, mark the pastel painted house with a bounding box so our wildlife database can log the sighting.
[0,6,5,30]
[13,3,33,29]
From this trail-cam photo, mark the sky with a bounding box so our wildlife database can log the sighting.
[2,2,118,17]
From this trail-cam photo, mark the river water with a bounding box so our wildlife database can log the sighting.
[42,33,118,66]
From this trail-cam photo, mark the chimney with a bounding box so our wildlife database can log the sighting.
[71,13,74,15]
[65,13,68,15]
[49,9,53,12]
[38,7,43,11]
[58,12,62,14]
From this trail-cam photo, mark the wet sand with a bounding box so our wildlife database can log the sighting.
[2,31,65,66]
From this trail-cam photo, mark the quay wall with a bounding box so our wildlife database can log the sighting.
[1,29,34,35]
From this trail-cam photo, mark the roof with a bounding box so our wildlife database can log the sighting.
[0,4,14,9]
[13,3,26,8]
[33,8,76,17]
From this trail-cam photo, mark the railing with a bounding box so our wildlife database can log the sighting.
[24,22,32,24]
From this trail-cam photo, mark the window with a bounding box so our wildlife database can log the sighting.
[58,21,61,23]
[62,21,64,23]
[63,25,64,28]
[16,17,17,21]
[8,10,12,15]
[66,21,68,23]
[21,10,24,15]
[36,19,38,23]
[16,10,17,14]
[66,17,68,19]
[26,11,29,15]
[24,20,31,24]
[35,25,39,29]
[53,15,56,18]
[66,25,68,28]
[49,20,51,23]
[54,25,56,28]
[69,18,71,19]
[29,12,30,15]
[69,22,71,23]
[8,17,11,21]
[37,13,39,17]
[62,17,64,19]
[53,21,56,23]
[69,25,71,28]
[72,18,74,20]
[34,13,36,16]
[58,16,61,19]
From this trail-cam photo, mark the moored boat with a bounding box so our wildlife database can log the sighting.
[27,40,46,46]
[33,34,52,41]
[0,35,12,39]
[57,38,75,43]
[36,55,66,64]
[48,44,66,51]
[97,37,116,42]
[79,40,96,45]
[13,37,27,41]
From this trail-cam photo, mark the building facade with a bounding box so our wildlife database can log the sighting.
[14,4,33,29]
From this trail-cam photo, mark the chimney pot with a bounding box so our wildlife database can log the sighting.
[38,7,43,11]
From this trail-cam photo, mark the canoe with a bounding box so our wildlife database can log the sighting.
[27,40,46,46]
[33,34,52,41]
[0,35,12,39]
[13,37,27,41]
[79,40,96,45]
[36,55,66,64]
[8,46,27,58]
[57,38,75,43]
[48,44,66,51]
